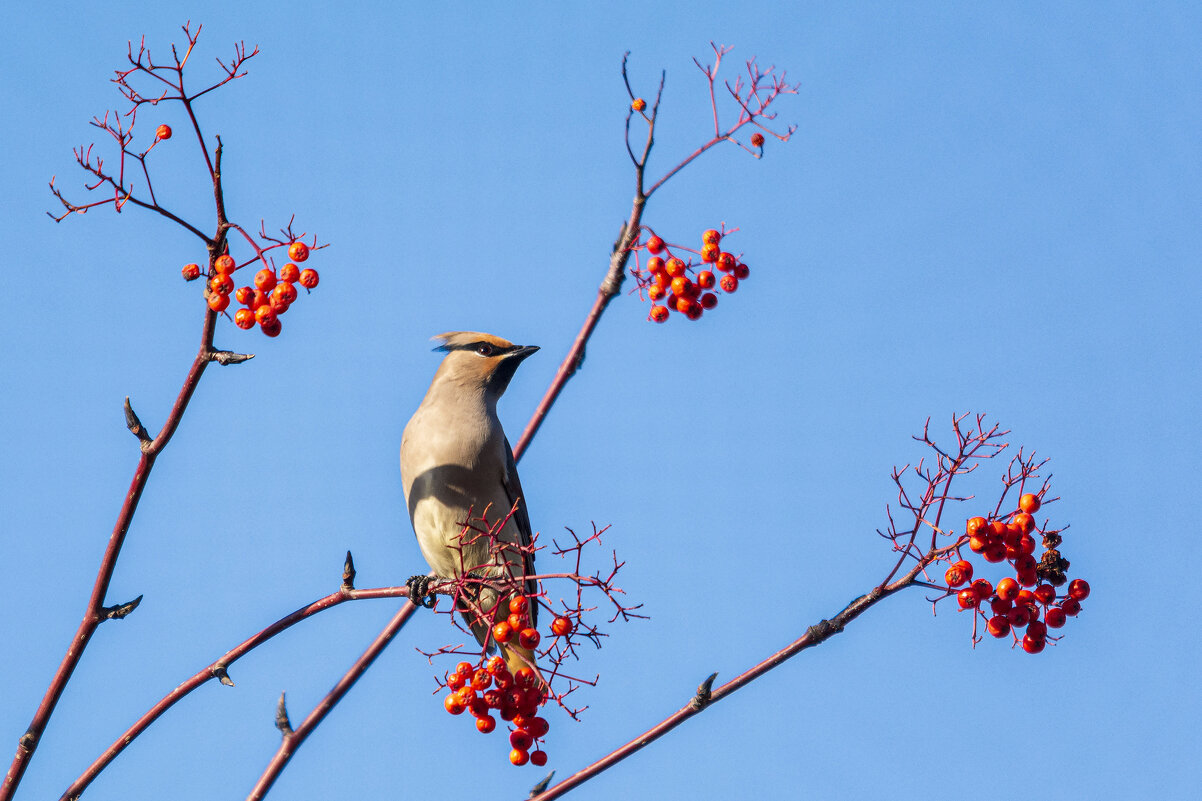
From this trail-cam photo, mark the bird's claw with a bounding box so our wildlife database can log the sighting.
[406,575,436,608]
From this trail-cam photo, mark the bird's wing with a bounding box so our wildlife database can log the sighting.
[502,437,538,627]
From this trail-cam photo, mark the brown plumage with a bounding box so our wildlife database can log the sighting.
[400,332,540,676]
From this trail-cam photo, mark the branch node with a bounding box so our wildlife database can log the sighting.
[124,396,153,449]
[18,728,37,751]
[805,618,840,641]
[275,692,293,736]
[529,771,556,798]
[102,594,143,620]
[213,665,235,687]
[208,350,255,365]
[690,671,719,710]
[341,550,356,591]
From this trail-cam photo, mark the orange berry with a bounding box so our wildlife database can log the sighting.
[702,229,721,245]
[751,132,765,147]
[210,274,234,295]
[487,655,507,674]
[509,748,530,766]
[493,621,514,644]
[986,616,1011,638]
[207,292,230,312]
[971,579,994,600]
[514,667,536,689]
[700,243,720,263]
[716,252,737,272]
[476,715,497,734]
[530,750,548,767]
[719,274,738,293]
[674,296,692,314]
[271,281,298,309]
[233,308,256,330]
[649,304,669,323]
[996,577,1019,602]
[665,258,686,277]
[631,97,646,112]
[235,286,256,305]
[1019,493,1041,513]
[255,268,277,292]
[944,560,973,587]
[507,612,526,631]
[550,616,573,636]
[446,672,466,691]
[670,276,692,297]
[956,588,978,609]
[250,290,269,310]
[456,662,474,676]
[648,284,666,301]
[214,254,236,274]
[444,694,466,715]
[966,517,988,537]
[471,669,493,691]
[646,235,665,254]
[518,628,541,649]
[288,241,310,262]
[280,262,300,283]
[255,306,277,326]
[1012,512,1035,534]
[697,270,716,289]
[509,597,530,615]
[156,124,172,140]
[182,263,201,281]
[298,268,319,289]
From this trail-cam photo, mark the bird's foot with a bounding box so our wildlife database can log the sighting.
[406,574,437,608]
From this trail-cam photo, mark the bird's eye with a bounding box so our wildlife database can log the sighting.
[475,343,494,356]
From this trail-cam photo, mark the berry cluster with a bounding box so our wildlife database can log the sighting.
[440,597,576,766]
[184,241,320,337]
[632,228,749,323]
[946,493,1091,654]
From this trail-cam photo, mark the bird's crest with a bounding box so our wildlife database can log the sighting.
[432,331,517,353]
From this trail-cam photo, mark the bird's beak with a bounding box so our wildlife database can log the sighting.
[507,345,540,362]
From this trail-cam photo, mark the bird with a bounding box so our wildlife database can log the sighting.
[400,331,541,677]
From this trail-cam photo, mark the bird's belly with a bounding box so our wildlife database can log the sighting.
[411,495,510,579]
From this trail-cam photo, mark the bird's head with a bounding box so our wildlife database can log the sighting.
[430,331,539,399]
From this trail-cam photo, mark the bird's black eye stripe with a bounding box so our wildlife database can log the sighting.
[435,340,518,356]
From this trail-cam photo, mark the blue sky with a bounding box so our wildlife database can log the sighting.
[2,2,1200,799]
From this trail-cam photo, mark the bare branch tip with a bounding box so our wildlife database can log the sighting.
[103,594,143,620]
[123,396,153,444]
[213,665,235,687]
[342,550,357,591]
[209,350,254,365]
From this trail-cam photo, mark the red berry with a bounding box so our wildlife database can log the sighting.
[298,268,319,289]
[510,730,533,750]
[701,243,720,263]
[471,669,493,691]
[986,616,1011,638]
[665,258,686,277]
[648,284,666,301]
[995,578,1019,602]
[288,241,310,262]
[646,235,665,254]
[1014,554,1037,574]
[182,263,201,281]
[944,560,973,587]
[444,694,466,715]
[683,301,703,320]
[210,274,234,295]
[1007,606,1031,628]
[1068,579,1090,601]
[966,517,987,537]
[670,276,694,297]
[700,292,718,309]
[649,304,669,323]
[1045,606,1067,628]
[514,667,536,689]
[719,274,738,293]
[483,689,504,708]
[469,697,489,718]
[214,254,236,274]
[750,132,765,147]
[697,270,716,289]
[971,579,994,601]
[523,716,550,737]
[1026,620,1048,641]
[509,597,529,615]
[968,534,989,553]
[255,306,277,326]
[518,628,541,649]
[487,655,506,673]
[1016,589,1037,608]
[156,124,172,140]
[254,268,277,292]
[1034,584,1057,605]
[1022,635,1045,654]
[456,662,474,675]
[1019,493,1041,513]
[510,749,530,766]
[493,621,514,644]
[989,597,1012,616]
[530,750,548,767]
[716,252,737,272]
[983,542,1007,563]
[260,318,282,337]
[1012,512,1035,534]
[234,308,255,330]
[646,257,666,274]
[507,612,526,631]
[550,616,573,636]
[675,296,692,314]
[956,589,978,609]
[734,263,750,280]
[1061,598,1082,616]
[1016,568,1039,588]
[476,715,496,734]
[207,292,230,313]
[447,672,465,691]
